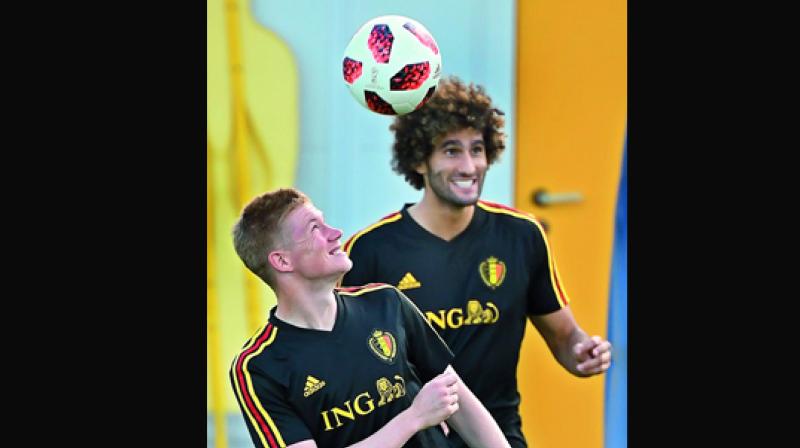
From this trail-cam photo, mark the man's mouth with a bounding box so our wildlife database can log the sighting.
[452,179,476,189]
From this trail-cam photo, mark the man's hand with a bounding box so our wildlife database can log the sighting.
[573,335,612,375]
[408,370,460,430]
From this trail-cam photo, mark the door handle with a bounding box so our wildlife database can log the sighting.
[532,188,584,207]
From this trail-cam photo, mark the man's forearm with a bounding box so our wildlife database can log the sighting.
[344,408,420,448]
[446,378,510,447]
[287,409,425,448]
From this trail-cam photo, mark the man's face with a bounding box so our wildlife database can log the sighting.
[419,127,488,207]
[281,202,352,280]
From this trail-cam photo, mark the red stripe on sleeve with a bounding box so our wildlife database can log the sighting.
[235,324,279,448]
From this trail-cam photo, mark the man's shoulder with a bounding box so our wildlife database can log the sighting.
[477,200,545,232]
[477,199,538,222]
[336,282,399,299]
[336,283,407,318]
[230,322,285,377]
[343,210,405,251]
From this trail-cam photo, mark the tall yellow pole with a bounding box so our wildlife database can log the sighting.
[207,138,228,448]
[225,0,265,334]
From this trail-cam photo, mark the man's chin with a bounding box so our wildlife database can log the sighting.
[445,186,481,206]
[446,194,480,207]
[461,195,480,206]
[337,259,354,275]
[332,263,353,286]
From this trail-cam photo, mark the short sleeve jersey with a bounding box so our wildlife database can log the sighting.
[230,284,455,448]
[341,201,569,426]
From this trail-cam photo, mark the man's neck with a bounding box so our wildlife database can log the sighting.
[274,278,338,331]
[408,193,476,242]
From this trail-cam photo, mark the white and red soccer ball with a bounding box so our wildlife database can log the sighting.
[342,15,442,116]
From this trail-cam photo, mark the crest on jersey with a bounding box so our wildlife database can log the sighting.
[367,329,397,364]
[479,256,506,289]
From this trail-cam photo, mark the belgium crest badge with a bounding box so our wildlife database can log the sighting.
[479,256,506,289]
[368,329,397,364]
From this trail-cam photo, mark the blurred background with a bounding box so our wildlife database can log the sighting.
[207,0,626,447]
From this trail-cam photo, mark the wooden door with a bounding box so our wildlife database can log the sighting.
[514,1,626,447]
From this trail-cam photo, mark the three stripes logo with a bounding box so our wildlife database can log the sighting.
[397,272,421,290]
[303,375,326,397]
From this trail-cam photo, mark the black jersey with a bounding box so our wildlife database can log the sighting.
[230,284,454,448]
[341,201,569,441]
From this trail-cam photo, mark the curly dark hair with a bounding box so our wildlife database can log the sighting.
[390,76,506,190]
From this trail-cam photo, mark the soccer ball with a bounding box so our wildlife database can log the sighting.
[342,15,442,116]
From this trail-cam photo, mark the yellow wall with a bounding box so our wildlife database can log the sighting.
[515,0,627,447]
[207,0,300,414]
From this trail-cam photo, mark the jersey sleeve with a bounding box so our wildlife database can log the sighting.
[526,220,570,316]
[340,232,375,287]
[230,363,312,448]
[395,288,454,382]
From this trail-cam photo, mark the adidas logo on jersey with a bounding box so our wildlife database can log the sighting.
[397,272,421,290]
[304,375,326,397]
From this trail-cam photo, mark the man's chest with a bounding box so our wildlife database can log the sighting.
[284,322,416,433]
[374,240,530,328]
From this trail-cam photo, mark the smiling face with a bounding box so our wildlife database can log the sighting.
[417,127,488,208]
[277,202,352,281]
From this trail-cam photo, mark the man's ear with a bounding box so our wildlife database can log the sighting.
[268,250,293,273]
[414,161,427,175]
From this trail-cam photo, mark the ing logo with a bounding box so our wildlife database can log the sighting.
[426,300,500,330]
[320,375,407,431]
[376,375,406,405]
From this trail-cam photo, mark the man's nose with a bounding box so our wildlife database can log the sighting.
[458,153,476,174]
[327,225,343,241]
